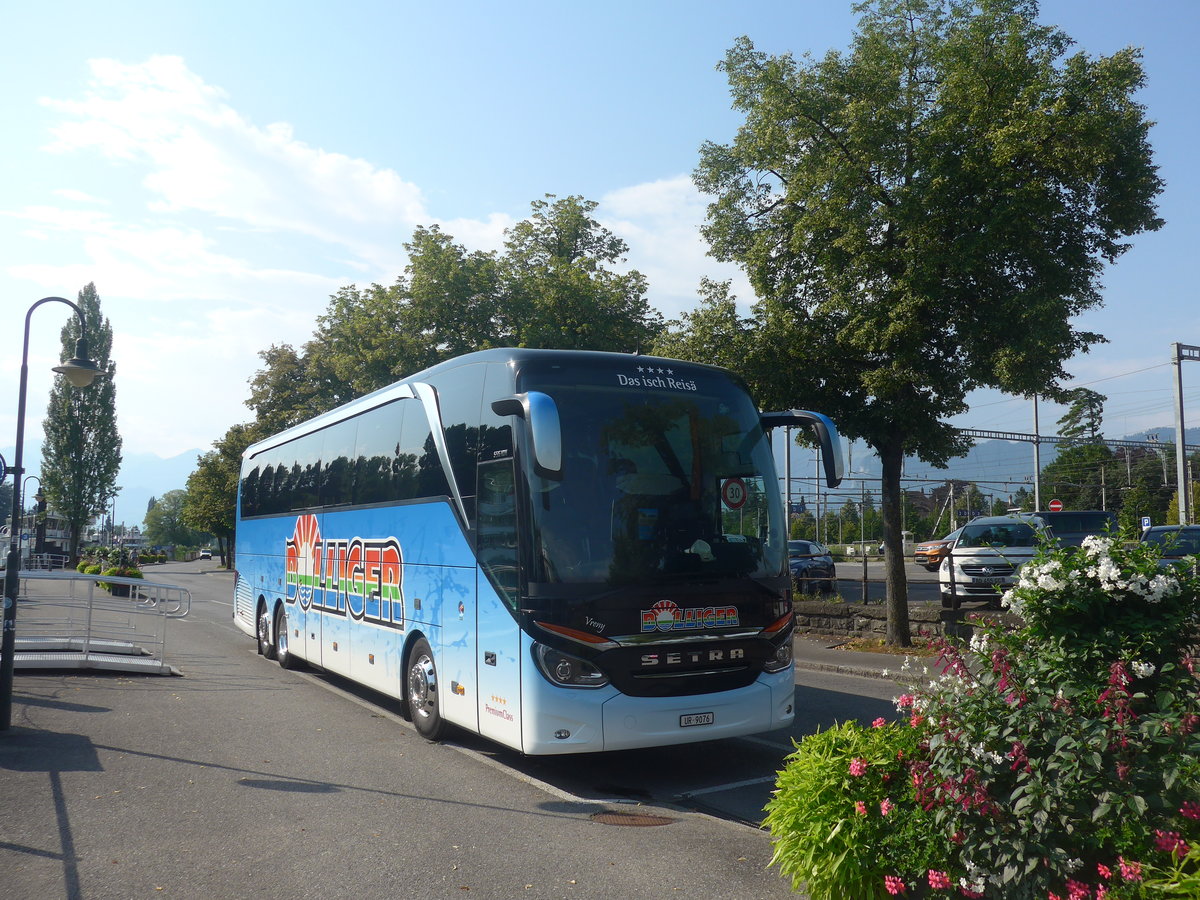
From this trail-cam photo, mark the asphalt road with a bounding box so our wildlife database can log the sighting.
[2,560,912,900]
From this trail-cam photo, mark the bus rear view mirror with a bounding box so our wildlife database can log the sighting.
[491,392,562,476]
[760,409,845,488]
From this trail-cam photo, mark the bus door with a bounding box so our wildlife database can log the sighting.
[474,458,523,748]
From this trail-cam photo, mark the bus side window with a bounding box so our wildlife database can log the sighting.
[353,400,407,505]
[320,416,358,507]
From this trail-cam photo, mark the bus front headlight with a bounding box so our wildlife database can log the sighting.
[763,637,794,673]
[533,644,609,688]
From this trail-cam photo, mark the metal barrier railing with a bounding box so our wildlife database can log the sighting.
[13,571,192,675]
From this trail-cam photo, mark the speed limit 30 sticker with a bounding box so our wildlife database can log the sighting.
[721,477,747,509]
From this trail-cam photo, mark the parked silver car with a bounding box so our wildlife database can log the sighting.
[939,516,1040,609]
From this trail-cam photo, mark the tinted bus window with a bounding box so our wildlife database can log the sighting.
[320,415,358,507]
[353,400,408,505]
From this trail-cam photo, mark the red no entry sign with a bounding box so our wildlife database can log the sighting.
[1048,499,1063,512]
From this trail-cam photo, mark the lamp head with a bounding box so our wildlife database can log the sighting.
[53,337,103,388]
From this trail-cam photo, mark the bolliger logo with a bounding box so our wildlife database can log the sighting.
[285,514,405,629]
[640,598,739,633]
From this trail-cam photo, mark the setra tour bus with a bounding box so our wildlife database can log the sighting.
[233,348,844,754]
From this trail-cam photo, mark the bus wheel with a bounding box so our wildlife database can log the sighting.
[407,637,445,741]
[257,603,277,660]
[275,605,298,670]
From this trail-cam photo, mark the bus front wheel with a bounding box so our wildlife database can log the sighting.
[407,637,445,741]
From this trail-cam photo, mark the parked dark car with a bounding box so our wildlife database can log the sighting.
[788,539,837,594]
[1140,525,1200,571]
[1028,509,1117,547]
[914,527,962,571]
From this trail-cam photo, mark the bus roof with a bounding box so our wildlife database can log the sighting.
[242,348,739,460]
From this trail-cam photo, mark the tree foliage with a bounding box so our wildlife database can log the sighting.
[144,489,208,548]
[183,424,259,566]
[1056,388,1107,444]
[684,0,1162,643]
[247,196,662,430]
[40,283,122,560]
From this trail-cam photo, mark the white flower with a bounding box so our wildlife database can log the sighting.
[1132,661,1156,679]
[960,876,987,894]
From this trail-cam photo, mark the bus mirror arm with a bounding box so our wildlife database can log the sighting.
[760,409,846,489]
[491,397,525,419]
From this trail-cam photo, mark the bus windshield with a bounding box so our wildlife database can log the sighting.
[518,368,784,586]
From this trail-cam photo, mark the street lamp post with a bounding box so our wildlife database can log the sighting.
[2,297,103,731]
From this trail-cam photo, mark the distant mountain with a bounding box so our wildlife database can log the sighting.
[115,449,203,528]
[2,440,202,529]
[839,425,1200,504]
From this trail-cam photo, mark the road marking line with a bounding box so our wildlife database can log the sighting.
[681,774,779,798]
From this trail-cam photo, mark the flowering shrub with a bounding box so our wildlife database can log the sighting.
[765,718,949,899]
[98,565,144,594]
[768,536,1200,899]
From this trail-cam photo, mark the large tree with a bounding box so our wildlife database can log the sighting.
[247,195,663,430]
[689,0,1162,643]
[40,283,122,561]
[503,195,662,351]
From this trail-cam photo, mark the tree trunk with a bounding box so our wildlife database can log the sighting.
[879,438,912,647]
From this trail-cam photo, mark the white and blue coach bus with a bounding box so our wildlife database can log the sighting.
[233,348,843,754]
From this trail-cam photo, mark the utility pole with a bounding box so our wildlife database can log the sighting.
[1173,343,1200,525]
[1032,395,1042,511]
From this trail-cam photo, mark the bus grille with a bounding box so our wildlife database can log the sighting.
[604,641,769,698]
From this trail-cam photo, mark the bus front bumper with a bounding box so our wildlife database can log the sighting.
[521,666,796,755]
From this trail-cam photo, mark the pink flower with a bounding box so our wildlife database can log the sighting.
[1096,863,1112,880]
[1181,801,1200,820]
[1066,879,1091,899]
[872,717,888,728]
[896,693,915,709]
[884,874,907,895]
[1118,857,1142,882]
[849,757,869,777]
[910,714,925,728]
[855,800,867,815]
[928,870,951,890]
[880,798,893,816]
[1155,829,1190,859]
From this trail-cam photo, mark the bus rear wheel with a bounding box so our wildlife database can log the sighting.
[275,605,298,670]
[407,637,445,741]
[257,602,277,660]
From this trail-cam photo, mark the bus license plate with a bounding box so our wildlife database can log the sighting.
[680,712,714,728]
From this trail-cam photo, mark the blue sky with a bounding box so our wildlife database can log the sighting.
[2,0,1198,473]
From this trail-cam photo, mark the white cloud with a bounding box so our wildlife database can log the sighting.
[4,56,756,463]
[600,175,753,319]
[52,188,108,204]
[41,55,430,270]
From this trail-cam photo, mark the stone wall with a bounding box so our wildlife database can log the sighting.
[794,599,1016,640]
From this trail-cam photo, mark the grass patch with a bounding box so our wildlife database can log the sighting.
[833,636,936,656]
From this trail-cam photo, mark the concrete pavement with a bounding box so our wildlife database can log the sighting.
[0,564,916,899]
